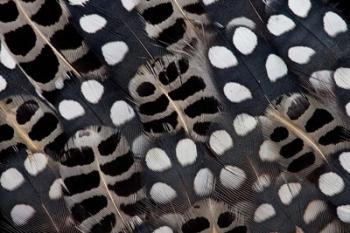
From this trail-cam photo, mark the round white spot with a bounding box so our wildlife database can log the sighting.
[252,175,271,192]
[10,204,36,226]
[278,183,302,205]
[334,67,350,89]
[68,0,89,6]
[110,100,135,126]
[208,46,238,69]
[254,203,276,223]
[79,14,106,33]
[101,41,129,65]
[194,168,214,196]
[58,100,85,120]
[150,182,177,204]
[309,70,333,90]
[1,168,24,191]
[0,75,7,92]
[209,130,233,155]
[337,205,350,223]
[265,54,288,82]
[146,148,172,172]
[318,172,345,196]
[233,113,257,136]
[49,179,63,200]
[288,46,315,64]
[81,80,104,104]
[0,43,16,69]
[176,138,197,166]
[259,140,280,161]
[121,0,140,11]
[223,82,252,103]
[220,166,246,189]
[267,15,295,36]
[232,27,258,55]
[288,0,311,18]
[303,200,327,224]
[132,134,149,157]
[339,152,350,173]
[24,153,48,176]
[323,12,348,37]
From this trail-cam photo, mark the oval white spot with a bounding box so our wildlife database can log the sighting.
[223,82,252,103]
[132,134,149,157]
[266,54,288,82]
[24,153,48,176]
[278,183,302,205]
[334,67,350,89]
[232,27,258,55]
[0,43,16,69]
[176,138,197,166]
[259,140,280,162]
[209,130,233,155]
[0,75,7,92]
[121,0,140,11]
[339,152,350,173]
[81,80,104,104]
[110,100,135,126]
[254,203,276,223]
[233,113,257,136]
[303,200,327,224]
[309,70,333,90]
[267,15,295,36]
[49,178,63,200]
[194,168,214,196]
[337,205,350,223]
[220,166,246,189]
[208,46,238,69]
[288,46,315,64]
[146,148,172,172]
[150,182,177,204]
[323,12,348,37]
[0,168,25,191]
[58,100,85,120]
[10,204,36,226]
[101,41,129,65]
[318,172,345,196]
[79,14,106,33]
[288,0,311,18]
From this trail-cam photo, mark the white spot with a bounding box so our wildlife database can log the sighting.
[209,130,233,155]
[346,102,350,117]
[49,179,63,200]
[79,14,106,33]
[10,204,36,226]
[334,67,350,89]
[339,152,350,173]
[110,100,135,126]
[121,0,140,11]
[208,46,238,69]
[278,183,302,205]
[318,172,345,196]
[320,220,341,233]
[223,82,252,103]
[227,17,256,30]
[58,100,85,120]
[233,113,257,136]
[0,43,16,69]
[288,0,311,18]
[266,54,288,82]
[254,203,276,223]
[24,153,48,176]
[145,148,172,172]
[232,27,258,55]
[337,205,350,223]
[0,75,7,92]
[267,15,295,36]
[252,175,271,192]
[220,166,246,189]
[81,80,104,104]
[309,70,333,90]
[150,182,177,204]
[68,0,89,6]
[101,41,129,65]
[323,12,348,37]
[259,140,280,161]
[194,168,214,196]
[176,138,197,166]
[203,0,218,5]
[132,135,149,157]
[288,46,315,64]
[303,200,327,224]
[153,226,173,233]
[0,168,24,191]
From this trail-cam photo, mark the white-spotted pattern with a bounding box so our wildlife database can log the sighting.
[254,203,276,223]
[0,168,25,191]
[265,54,288,82]
[101,41,129,65]
[81,80,104,104]
[288,0,312,18]
[323,12,348,37]
[220,166,246,189]
[146,148,172,172]
[267,15,296,36]
[150,182,177,204]
[334,67,350,89]
[233,113,258,136]
[23,153,48,176]
[194,168,215,196]
[337,205,350,223]
[278,183,302,205]
[58,100,85,120]
[318,172,345,196]
[209,130,233,155]
[223,82,252,103]
[176,139,197,166]
[10,204,36,226]
[232,27,258,55]
[79,14,107,33]
[288,46,316,64]
[259,140,280,161]
[110,100,135,126]
[303,200,327,224]
[49,178,63,200]
[208,46,238,69]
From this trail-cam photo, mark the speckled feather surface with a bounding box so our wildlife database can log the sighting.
[1,0,350,232]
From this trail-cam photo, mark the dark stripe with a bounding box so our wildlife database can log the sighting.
[45,133,68,157]
[0,124,14,142]
[193,122,210,136]
[98,132,121,156]
[61,147,95,167]
[182,217,210,233]
[142,3,173,25]
[280,138,303,158]
[31,0,62,26]
[305,109,334,132]
[0,1,18,23]
[90,213,116,233]
[21,45,59,84]
[136,82,156,97]
[183,3,206,14]
[139,95,169,115]
[217,212,235,228]
[109,172,142,197]
[50,24,83,50]
[100,151,134,176]
[71,196,107,223]
[286,96,310,120]
[226,226,248,233]
[120,199,146,216]
[159,58,189,85]
[184,97,219,118]
[158,18,186,46]
[16,100,39,125]
[28,113,58,141]
[270,127,288,142]
[64,171,100,196]
[319,126,350,145]
[4,25,36,56]
[143,112,178,133]
[287,152,315,173]
[169,76,206,100]
[72,50,104,74]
